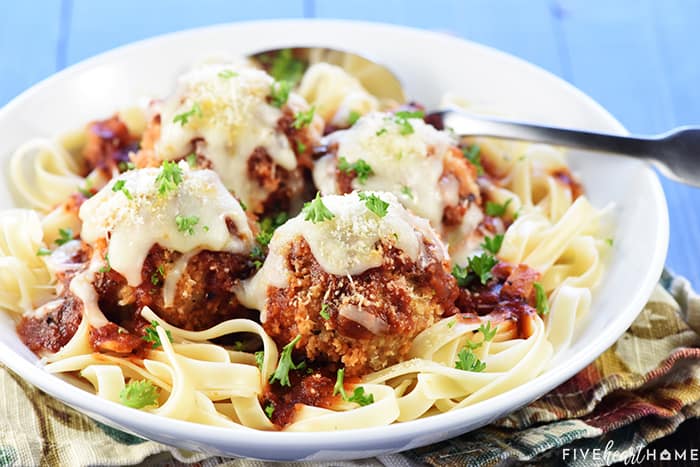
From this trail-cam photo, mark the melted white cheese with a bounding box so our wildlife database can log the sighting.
[237,192,446,319]
[314,112,457,228]
[155,63,310,209]
[298,63,379,125]
[79,163,253,287]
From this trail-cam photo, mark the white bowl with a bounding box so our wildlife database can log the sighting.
[0,19,668,461]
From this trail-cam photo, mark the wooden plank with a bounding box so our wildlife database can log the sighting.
[652,0,700,287]
[314,0,564,77]
[555,0,699,288]
[66,0,305,65]
[0,1,63,105]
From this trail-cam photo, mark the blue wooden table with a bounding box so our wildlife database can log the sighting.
[1,0,699,289]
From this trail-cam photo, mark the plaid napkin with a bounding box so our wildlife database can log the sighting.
[1,270,698,467]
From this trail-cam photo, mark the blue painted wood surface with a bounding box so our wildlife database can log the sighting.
[1,0,698,288]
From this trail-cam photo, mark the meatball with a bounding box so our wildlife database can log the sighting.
[313,111,483,261]
[78,163,256,337]
[237,192,459,377]
[134,63,323,215]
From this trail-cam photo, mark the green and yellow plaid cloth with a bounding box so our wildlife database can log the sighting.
[1,270,698,467]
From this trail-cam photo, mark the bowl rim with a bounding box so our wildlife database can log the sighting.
[0,18,670,455]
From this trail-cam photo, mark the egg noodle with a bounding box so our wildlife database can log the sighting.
[0,58,610,431]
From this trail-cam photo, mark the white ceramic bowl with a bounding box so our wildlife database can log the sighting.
[0,20,668,461]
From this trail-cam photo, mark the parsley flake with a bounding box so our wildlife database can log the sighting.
[485,199,512,217]
[462,145,484,176]
[534,282,549,316]
[117,161,135,172]
[185,153,197,167]
[142,321,173,349]
[481,234,504,255]
[55,228,73,246]
[447,320,456,329]
[358,192,389,218]
[478,321,498,341]
[269,335,305,387]
[250,244,265,269]
[455,347,486,372]
[333,368,375,406]
[452,253,498,287]
[393,110,424,135]
[119,380,159,409]
[155,161,183,196]
[173,102,203,127]
[36,247,52,257]
[268,48,305,85]
[217,69,238,79]
[605,238,614,246]
[175,215,199,235]
[400,185,414,199]
[375,128,388,136]
[302,193,335,223]
[347,110,361,126]
[98,253,111,273]
[320,303,330,320]
[255,351,265,371]
[296,140,307,154]
[150,265,165,286]
[292,106,315,129]
[337,157,374,184]
[256,212,289,247]
[269,80,291,108]
[112,179,133,200]
[264,402,275,418]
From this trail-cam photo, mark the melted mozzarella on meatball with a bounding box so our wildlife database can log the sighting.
[155,63,314,209]
[314,112,462,227]
[80,162,252,286]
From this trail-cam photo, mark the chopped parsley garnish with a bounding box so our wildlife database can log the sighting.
[256,212,289,247]
[455,348,486,372]
[268,48,305,85]
[302,192,335,223]
[478,321,498,341]
[185,153,197,167]
[142,321,173,349]
[119,380,159,409]
[606,238,614,246]
[296,140,307,154]
[217,69,238,79]
[337,157,374,184]
[447,320,456,329]
[250,244,265,269]
[393,110,424,135]
[462,145,484,176]
[239,200,248,212]
[269,335,305,387]
[255,351,265,371]
[155,161,183,196]
[347,110,361,126]
[292,106,315,129]
[264,402,275,419]
[465,340,482,350]
[78,178,94,198]
[175,215,199,235]
[452,253,498,287]
[269,80,291,108]
[481,234,504,255]
[98,253,111,273]
[375,128,388,136]
[401,185,414,199]
[112,179,133,200]
[150,265,165,286]
[485,199,512,217]
[232,341,245,351]
[36,247,52,256]
[358,192,389,218]
[173,101,202,127]
[117,161,135,172]
[319,303,330,320]
[534,282,549,316]
[55,228,73,246]
[333,368,374,406]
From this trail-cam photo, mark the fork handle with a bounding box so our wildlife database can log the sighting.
[437,109,660,158]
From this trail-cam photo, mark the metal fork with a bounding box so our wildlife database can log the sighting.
[429,109,700,187]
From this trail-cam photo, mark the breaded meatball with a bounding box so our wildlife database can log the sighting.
[237,192,459,377]
[134,63,323,215]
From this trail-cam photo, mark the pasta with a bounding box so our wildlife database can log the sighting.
[0,50,611,432]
